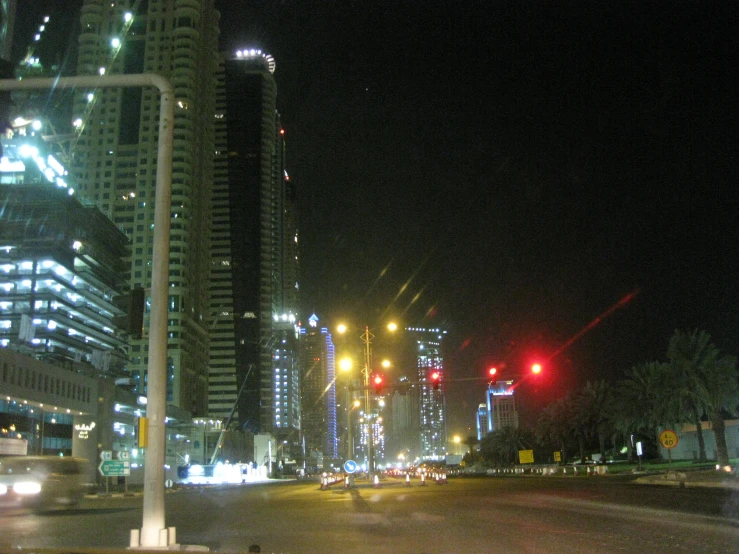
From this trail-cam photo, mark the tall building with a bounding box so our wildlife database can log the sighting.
[0,135,129,373]
[389,381,420,463]
[476,403,488,440]
[298,314,337,465]
[486,380,518,432]
[212,48,299,434]
[408,327,448,461]
[70,0,220,416]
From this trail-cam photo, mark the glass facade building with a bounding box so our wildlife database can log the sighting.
[213,49,299,435]
[71,0,220,416]
[408,327,448,461]
[298,315,337,465]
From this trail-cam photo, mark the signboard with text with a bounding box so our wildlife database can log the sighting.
[518,449,534,464]
[659,429,679,449]
[98,460,131,477]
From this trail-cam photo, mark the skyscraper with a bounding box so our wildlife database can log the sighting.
[213,48,299,434]
[407,327,448,460]
[71,0,220,415]
[298,314,337,464]
[486,380,518,432]
[389,381,420,462]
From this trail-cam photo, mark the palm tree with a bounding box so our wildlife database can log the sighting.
[480,425,532,466]
[537,394,577,463]
[668,329,738,466]
[667,329,713,461]
[573,380,613,461]
[613,361,671,459]
[463,435,479,456]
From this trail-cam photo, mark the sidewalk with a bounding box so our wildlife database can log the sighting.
[633,469,739,490]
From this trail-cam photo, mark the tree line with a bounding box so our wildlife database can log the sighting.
[466,329,738,467]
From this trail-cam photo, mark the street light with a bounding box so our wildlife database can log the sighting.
[336,322,397,479]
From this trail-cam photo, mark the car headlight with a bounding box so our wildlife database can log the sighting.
[0,484,7,495]
[13,481,42,495]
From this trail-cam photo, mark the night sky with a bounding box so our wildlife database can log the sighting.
[16,1,739,435]
[218,1,738,433]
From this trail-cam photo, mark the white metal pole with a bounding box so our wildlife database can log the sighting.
[0,74,174,548]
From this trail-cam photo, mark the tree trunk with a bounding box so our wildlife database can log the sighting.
[598,431,606,460]
[578,435,585,463]
[693,409,706,462]
[709,411,730,466]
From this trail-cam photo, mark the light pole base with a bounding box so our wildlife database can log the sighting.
[129,527,209,551]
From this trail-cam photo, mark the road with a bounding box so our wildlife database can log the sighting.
[1,475,738,553]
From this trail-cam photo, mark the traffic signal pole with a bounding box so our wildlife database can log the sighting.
[0,74,175,549]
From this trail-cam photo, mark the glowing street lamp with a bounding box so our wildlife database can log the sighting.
[336,321,398,478]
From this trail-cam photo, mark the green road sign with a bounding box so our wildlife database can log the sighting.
[98,459,131,477]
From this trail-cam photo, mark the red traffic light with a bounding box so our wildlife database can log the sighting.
[531,363,542,375]
[488,367,497,377]
[373,374,384,394]
[430,371,441,390]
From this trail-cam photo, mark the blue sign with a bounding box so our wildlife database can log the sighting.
[343,460,357,474]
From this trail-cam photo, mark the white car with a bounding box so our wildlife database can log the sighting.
[0,456,88,511]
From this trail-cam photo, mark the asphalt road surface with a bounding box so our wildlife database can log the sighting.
[1,475,738,553]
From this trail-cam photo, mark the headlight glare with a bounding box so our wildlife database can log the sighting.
[13,481,42,495]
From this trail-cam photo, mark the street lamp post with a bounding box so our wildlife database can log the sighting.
[361,326,374,478]
[338,322,396,480]
[0,74,175,549]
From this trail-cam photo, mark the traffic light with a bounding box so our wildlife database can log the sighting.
[373,374,384,395]
[430,371,441,390]
[488,367,497,378]
[531,363,542,375]
[112,287,146,338]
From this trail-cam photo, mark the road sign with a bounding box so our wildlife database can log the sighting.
[553,451,562,462]
[100,450,112,461]
[117,451,130,460]
[518,449,534,464]
[343,460,358,474]
[98,460,131,477]
[659,429,679,449]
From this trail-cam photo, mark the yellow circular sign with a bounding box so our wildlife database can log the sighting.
[659,429,679,449]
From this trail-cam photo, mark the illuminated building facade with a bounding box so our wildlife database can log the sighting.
[215,48,299,434]
[0,135,195,481]
[0,134,128,372]
[70,0,220,416]
[408,327,448,460]
[298,314,337,464]
[486,380,518,432]
[476,403,489,440]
